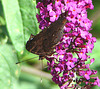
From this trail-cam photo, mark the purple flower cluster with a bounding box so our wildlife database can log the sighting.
[36,0,100,88]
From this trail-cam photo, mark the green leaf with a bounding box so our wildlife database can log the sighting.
[18,0,39,58]
[2,0,39,57]
[1,0,24,53]
[0,44,20,89]
[18,0,39,43]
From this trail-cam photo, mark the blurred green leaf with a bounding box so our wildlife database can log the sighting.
[0,16,5,25]
[15,72,59,89]
[89,40,100,76]
[91,39,100,59]
[92,85,100,89]
[0,34,8,44]
[0,44,20,89]
[86,39,100,64]
[0,1,5,26]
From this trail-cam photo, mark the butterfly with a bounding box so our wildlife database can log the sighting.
[26,14,67,60]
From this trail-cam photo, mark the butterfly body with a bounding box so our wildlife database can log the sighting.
[26,16,67,59]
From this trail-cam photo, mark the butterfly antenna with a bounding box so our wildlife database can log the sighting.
[16,56,38,64]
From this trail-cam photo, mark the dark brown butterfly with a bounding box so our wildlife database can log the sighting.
[26,14,67,60]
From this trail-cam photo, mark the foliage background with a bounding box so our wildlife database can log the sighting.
[0,0,100,89]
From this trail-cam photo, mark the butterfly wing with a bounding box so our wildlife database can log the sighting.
[26,16,67,57]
